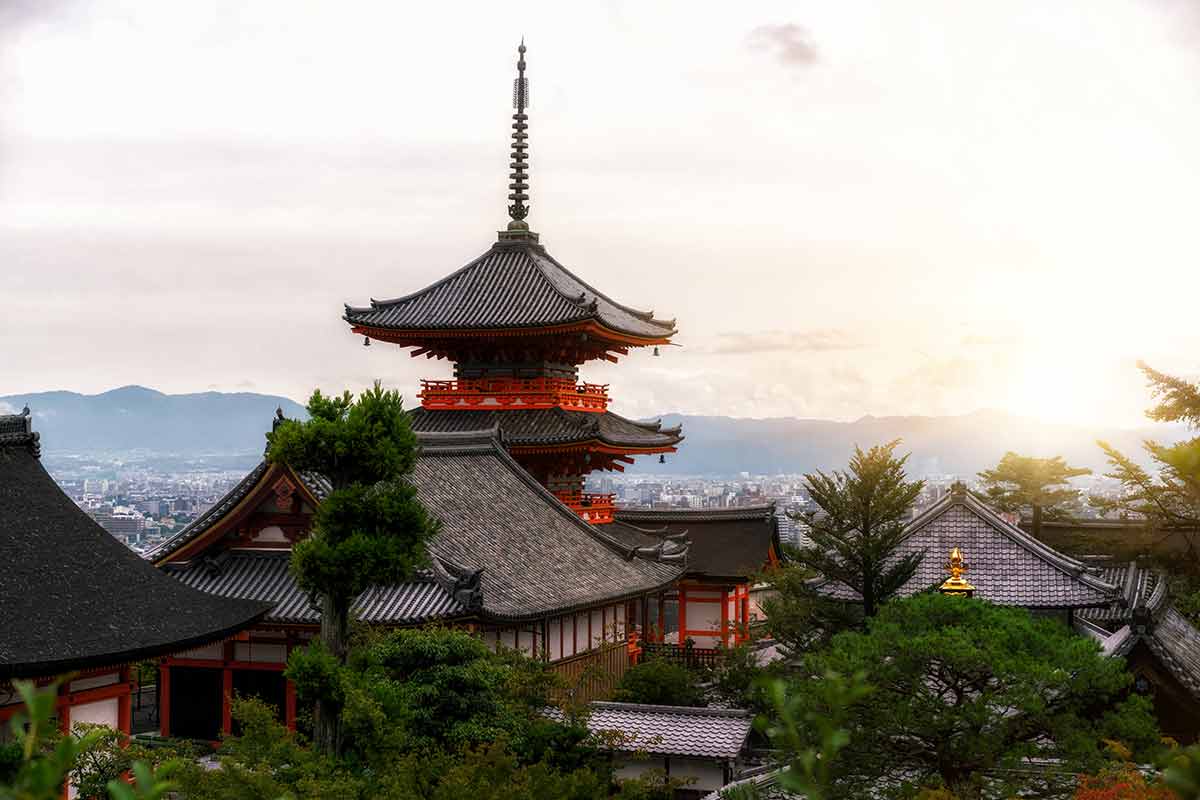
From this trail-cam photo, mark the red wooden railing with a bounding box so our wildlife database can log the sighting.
[419,377,609,412]
[553,490,616,525]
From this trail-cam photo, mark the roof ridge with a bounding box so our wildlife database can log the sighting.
[616,504,776,521]
[531,248,669,326]
[906,491,1119,596]
[346,247,495,312]
[591,701,750,718]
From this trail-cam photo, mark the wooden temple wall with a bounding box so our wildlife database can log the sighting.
[0,666,132,736]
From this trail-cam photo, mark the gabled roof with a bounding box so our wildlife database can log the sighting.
[555,702,753,760]
[0,412,269,679]
[151,429,686,623]
[813,488,1118,609]
[1079,562,1168,629]
[411,432,685,620]
[344,240,676,342]
[612,505,780,581]
[410,407,683,451]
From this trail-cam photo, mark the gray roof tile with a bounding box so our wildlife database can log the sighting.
[166,552,466,625]
[814,491,1117,609]
[410,407,683,450]
[344,241,676,340]
[581,702,752,759]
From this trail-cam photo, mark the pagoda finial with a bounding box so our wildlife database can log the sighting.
[506,39,531,232]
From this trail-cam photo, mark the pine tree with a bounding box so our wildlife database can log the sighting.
[793,440,925,619]
[977,452,1091,539]
[1096,361,1200,561]
[266,383,438,756]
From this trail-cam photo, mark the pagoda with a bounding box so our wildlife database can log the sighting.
[344,42,681,524]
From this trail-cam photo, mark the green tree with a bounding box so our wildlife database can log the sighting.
[977,452,1091,539]
[783,594,1159,799]
[1096,362,1200,563]
[0,681,176,800]
[267,384,439,756]
[612,658,705,707]
[793,440,925,619]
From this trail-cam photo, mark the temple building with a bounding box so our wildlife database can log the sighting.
[611,506,783,649]
[343,42,681,525]
[812,482,1120,620]
[149,426,687,735]
[0,410,268,738]
[810,481,1200,742]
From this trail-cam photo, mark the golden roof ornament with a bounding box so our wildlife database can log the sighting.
[939,546,976,597]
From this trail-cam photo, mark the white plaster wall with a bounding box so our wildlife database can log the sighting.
[71,697,119,729]
[518,630,534,656]
[590,609,603,647]
[672,758,727,792]
[614,756,667,781]
[251,525,288,543]
[548,618,563,661]
[574,613,588,653]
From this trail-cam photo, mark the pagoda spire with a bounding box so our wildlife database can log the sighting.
[505,39,532,234]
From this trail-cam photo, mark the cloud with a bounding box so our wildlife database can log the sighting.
[707,329,861,355]
[746,23,818,67]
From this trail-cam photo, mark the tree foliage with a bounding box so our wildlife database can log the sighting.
[267,383,438,755]
[780,594,1160,798]
[612,657,705,707]
[792,440,925,618]
[0,681,177,800]
[1095,363,1200,565]
[977,452,1091,538]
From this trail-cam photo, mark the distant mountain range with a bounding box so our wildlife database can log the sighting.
[1,386,1185,476]
[0,386,307,454]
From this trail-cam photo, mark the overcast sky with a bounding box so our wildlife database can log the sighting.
[2,0,1199,428]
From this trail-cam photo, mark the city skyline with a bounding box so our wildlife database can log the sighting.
[4,1,1200,428]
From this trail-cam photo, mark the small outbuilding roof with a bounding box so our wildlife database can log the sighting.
[580,702,753,760]
[0,411,269,679]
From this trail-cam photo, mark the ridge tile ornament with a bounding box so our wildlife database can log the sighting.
[940,546,976,597]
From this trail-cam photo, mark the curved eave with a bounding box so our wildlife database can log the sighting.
[347,318,676,349]
[0,603,271,680]
[509,439,682,457]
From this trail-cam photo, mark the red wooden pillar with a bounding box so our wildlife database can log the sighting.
[285,680,297,732]
[118,666,132,734]
[221,668,233,736]
[678,586,687,645]
[741,588,750,642]
[159,662,171,737]
[720,588,730,647]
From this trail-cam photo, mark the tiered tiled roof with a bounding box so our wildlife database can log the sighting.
[813,488,1118,609]
[612,505,780,581]
[553,702,752,760]
[0,411,269,679]
[152,430,686,624]
[410,408,682,451]
[344,241,676,342]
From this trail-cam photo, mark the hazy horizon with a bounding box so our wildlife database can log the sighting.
[3,2,1199,428]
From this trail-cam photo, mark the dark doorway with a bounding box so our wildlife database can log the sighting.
[168,667,222,740]
[231,669,286,734]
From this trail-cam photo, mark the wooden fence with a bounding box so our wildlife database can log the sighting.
[641,641,721,670]
[551,641,630,704]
